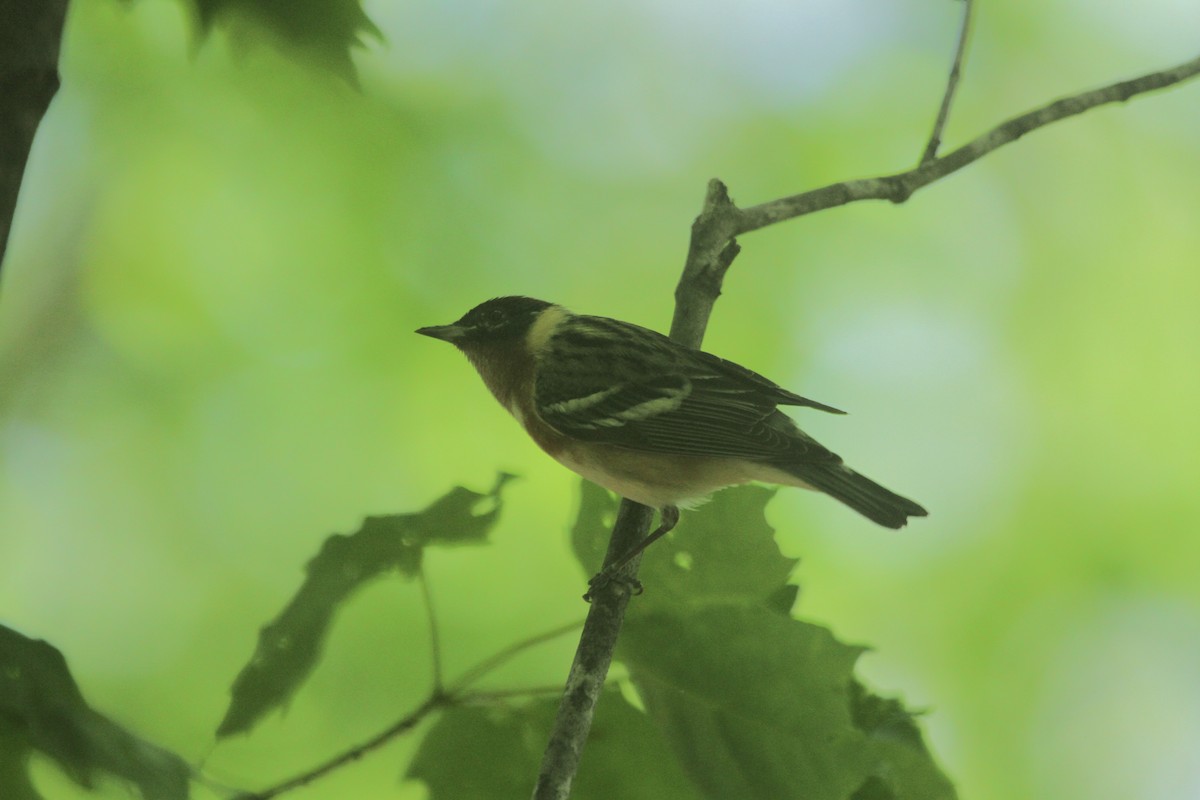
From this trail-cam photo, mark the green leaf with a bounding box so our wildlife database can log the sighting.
[571,484,956,799]
[185,0,381,84]
[0,624,191,800]
[0,721,40,800]
[406,690,695,800]
[622,608,954,800]
[217,473,515,737]
[571,481,799,612]
[639,485,798,612]
[848,682,956,800]
[622,608,869,800]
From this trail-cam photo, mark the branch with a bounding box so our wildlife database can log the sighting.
[233,619,582,799]
[920,0,974,165]
[531,181,743,800]
[528,46,1200,800]
[418,570,445,692]
[0,0,69,279]
[531,500,653,800]
[738,51,1200,232]
[236,695,447,800]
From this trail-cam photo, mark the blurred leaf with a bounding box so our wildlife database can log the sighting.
[0,721,40,800]
[184,0,381,83]
[571,484,956,799]
[848,681,955,800]
[622,608,955,800]
[217,473,515,737]
[406,689,695,800]
[0,624,191,800]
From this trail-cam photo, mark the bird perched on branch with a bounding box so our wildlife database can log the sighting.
[417,296,926,560]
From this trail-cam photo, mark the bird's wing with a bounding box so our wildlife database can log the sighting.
[534,319,840,463]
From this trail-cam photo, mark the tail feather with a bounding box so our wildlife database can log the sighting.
[789,463,927,529]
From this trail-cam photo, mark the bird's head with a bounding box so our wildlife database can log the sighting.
[416,296,554,349]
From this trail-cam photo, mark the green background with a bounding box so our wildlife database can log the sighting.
[2,1,1198,798]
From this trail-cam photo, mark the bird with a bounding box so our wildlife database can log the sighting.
[417,296,926,563]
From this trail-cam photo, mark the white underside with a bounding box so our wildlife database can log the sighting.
[549,441,811,509]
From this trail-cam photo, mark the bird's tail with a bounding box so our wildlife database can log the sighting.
[784,462,928,529]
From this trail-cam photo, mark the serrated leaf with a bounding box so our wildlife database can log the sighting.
[849,681,956,800]
[0,625,191,800]
[186,0,381,84]
[217,473,515,737]
[616,600,955,799]
[406,690,695,800]
[570,483,955,799]
[621,607,870,800]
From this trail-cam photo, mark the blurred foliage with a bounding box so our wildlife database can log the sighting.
[218,473,512,738]
[178,0,377,83]
[0,625,190,800]
[1,1,1199,799]
[574,485,955,800]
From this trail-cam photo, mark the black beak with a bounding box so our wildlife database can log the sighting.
[416,324,467,343]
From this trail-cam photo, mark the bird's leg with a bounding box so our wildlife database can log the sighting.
[584,506,680,602]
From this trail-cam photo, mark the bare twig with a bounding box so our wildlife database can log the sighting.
[448,618,584,693]
[671,180,742,348]
[921,0,974,165]
[0,0,69,277]
[417,570,444,692]
[461,685,581,703]
[528,47,1200,800]
[238,695,446,800]
[236,619,582,799]
[739,51,1200,232]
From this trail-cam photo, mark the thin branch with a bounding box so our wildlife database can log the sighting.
[448,618,584,693]
[738,51,1200,233]
[417,569,444,692]
[461,685,581,703]
[532,500,653,800]
[920,0,974,165]
[670,180,742,348]
[236,620,582,799]
[237,695,445,800]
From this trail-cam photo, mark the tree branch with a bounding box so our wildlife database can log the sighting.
[417,569,445,693]
[531,176,748,800]
[0,0,69,279]
[234,619,583,799]
[528,46,1200,800]
[739,51,1200,232]
[531,500,652,800]
[920,0,974,165]
[236,694,447,800]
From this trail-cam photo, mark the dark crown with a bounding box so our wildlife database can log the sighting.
[455,296,553,339]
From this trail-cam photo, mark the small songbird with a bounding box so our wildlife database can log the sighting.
[417,296,927,539]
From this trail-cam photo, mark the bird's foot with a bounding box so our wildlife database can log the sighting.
[582,570,643,603]
[581,506,679,602]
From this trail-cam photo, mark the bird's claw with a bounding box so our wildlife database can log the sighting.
[583,569,643,603]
